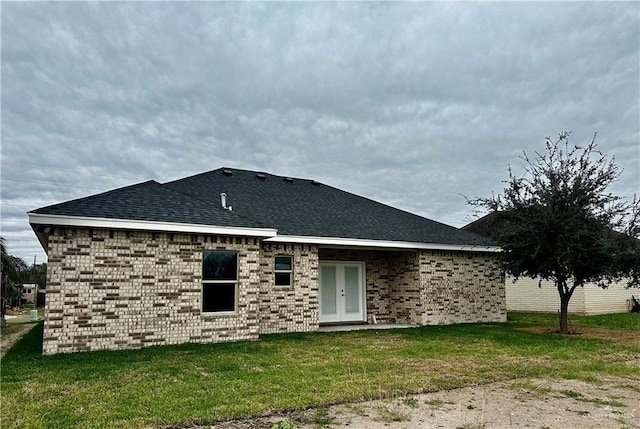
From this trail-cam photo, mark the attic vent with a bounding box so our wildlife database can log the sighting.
[284,177,294,183]
[223,169,233,176]
[256,173,266,180]
[311,180,321,186]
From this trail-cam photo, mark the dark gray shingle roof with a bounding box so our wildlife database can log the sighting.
[32,168,489,246]
[31,180,259,228]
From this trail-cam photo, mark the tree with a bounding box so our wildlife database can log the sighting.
[1,237,26,285]
[30,263,47,290]
[471,132,640,334]
[1,238,26,323]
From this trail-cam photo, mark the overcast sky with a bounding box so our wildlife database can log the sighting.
[1,2,639,263]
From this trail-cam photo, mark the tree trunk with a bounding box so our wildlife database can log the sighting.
[559,293,570,334]
[558,278,580,334]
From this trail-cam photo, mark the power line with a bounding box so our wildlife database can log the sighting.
[1,203,39,209]
[0,177,106,191]
[2,162,143,182]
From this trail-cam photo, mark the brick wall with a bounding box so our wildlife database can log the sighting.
[44,228,263,354]
[419,250,506,325]
[43,227,505,354]
[258,243,319,334]
[387,252,422,325]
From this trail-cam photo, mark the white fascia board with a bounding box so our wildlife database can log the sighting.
[264,235,501,253]
[28,213,278,238]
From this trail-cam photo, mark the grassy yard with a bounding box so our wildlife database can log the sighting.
[1,312,638,429]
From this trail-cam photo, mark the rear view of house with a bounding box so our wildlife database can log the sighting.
[30,168,505,355]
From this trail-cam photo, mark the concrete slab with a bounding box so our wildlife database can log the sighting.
[318,324,412,332]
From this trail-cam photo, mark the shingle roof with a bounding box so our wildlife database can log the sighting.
[32,167,489,246]
[31,180,258,228]
[461,211,504,238]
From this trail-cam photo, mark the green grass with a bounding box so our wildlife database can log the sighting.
[1,312,639,429]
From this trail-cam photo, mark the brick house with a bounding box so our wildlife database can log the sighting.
[30,168,505,355]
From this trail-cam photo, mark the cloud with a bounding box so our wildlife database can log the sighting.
[1,1,638,262]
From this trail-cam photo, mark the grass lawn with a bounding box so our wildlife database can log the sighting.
[1,312,638,429]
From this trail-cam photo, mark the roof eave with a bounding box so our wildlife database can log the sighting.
[28,213,279,238]
[30,223,50,254]
[28,214,500,253]
[264,235,501,253]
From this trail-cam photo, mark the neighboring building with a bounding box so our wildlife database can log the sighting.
[463,212,637,315]
[30,168,505,355]
[21,283,38,305]
[503,277,635,314]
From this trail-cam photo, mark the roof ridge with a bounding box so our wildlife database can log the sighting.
[163,167,321,186]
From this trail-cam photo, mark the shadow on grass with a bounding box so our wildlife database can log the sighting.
[3,321,43,360]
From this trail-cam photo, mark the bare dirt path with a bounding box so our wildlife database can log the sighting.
[210,377,640,429]
[1,320,38,358]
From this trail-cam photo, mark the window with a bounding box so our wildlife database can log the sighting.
[274,256,293,287]
[202,250,238,312]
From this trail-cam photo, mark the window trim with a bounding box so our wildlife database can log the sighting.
[201,250,239,314]
[274,255,293,288]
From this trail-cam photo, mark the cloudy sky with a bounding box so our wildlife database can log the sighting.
[1,2,639,263]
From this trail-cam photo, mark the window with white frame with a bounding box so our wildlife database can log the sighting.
[202,250,238,312]
[274,256,293,287]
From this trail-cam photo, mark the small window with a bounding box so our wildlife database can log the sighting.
[274,256,293,287]
[202,250,238,312]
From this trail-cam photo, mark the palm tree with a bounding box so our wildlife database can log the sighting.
[1,237,28,324]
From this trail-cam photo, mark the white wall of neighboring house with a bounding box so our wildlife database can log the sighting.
[506,277,637,315]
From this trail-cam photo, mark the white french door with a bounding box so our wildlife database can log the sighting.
[319,262,366,323]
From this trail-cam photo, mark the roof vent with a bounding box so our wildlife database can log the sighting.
[311,180,321,186]
[220,192,227,209]
[256,173,266,180]
[223,169,233,176]
[284,177,294,184]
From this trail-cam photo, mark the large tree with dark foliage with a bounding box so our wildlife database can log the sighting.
[472,132,640,334]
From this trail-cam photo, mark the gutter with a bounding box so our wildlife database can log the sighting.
[264,235,501,253]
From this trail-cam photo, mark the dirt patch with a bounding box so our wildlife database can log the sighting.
[521,327,640,343]
[1,323,38,358]
[207,377,640,429]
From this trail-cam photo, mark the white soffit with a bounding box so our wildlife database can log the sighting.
[28,213,278,238]
[264,235,501,253]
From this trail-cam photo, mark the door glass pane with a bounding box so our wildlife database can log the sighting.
[320,266,337,315]
[344,266,360,314]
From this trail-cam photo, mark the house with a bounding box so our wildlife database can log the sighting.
[29,168,505,355]
[21,283,38,305]
[463,212,637,315]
